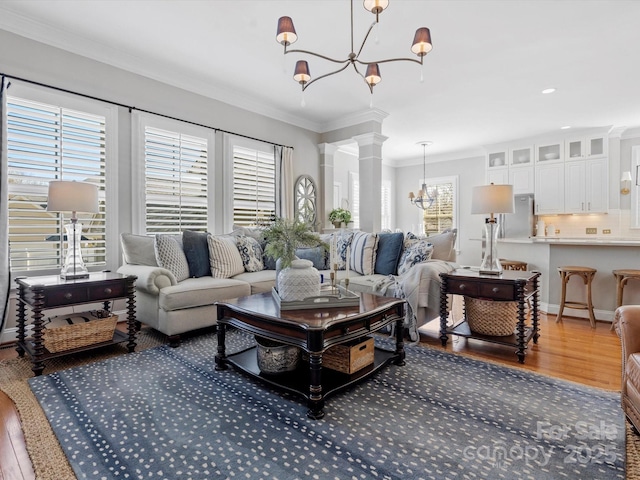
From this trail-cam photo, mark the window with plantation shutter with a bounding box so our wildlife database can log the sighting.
[418,175,458,237]
[6,95,108,274]
[349,171,359,229]
[381,180,391,230]
[232,145,276,227]
[144,127,209,235]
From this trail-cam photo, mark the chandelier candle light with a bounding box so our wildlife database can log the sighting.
[409,141,436,210]
[276,0,433,95]
[47,180,99,279]
[471,183,515,275]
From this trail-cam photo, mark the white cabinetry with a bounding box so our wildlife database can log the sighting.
[487,167,509,185]
[535,163,564,214]
[565,135,607,160]
[564,158,608,213]
[509,145,533,167]
[509,166,534,194]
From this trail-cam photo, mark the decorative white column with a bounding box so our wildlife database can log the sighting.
[318,143,338,230]
[353,133,388,233]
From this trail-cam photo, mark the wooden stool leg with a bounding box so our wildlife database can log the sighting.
[585,273,596,328]
[556,271,567,323]
[611,274,623,331]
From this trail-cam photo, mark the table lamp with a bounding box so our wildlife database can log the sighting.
[47,180,99,279]
[471,183,514,275]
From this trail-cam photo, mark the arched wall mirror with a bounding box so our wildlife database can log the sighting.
[294,175,318,228]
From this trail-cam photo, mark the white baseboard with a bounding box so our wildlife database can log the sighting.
[544,303,614,323]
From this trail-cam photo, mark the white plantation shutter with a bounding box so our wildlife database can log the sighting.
[381,180,391,230]
[421,177,457,236]
[349,171,359,229]
[6,96,107,273]
[144,127,208,235]
[233,145,276,226]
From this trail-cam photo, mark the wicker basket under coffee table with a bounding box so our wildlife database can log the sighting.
[439,269,541,364]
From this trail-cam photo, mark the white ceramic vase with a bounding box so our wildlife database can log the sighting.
[278,259,320,301]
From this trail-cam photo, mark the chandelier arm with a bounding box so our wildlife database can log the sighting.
[355,56,424,66]
[285,48,350,65]
[355,21,378,59]
[301,62,353,91]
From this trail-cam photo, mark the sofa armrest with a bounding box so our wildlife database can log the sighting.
[117,264,177,295]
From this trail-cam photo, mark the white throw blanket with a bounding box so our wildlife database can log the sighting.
[373,260,457,343]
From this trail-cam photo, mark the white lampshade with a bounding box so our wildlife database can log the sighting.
[471,184,515,215]
[621,171,633,182]
[47,181,99,216]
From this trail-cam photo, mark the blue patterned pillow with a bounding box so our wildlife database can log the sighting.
[335,231,354,270]
[397,240,434,276]
[236,235,264,272]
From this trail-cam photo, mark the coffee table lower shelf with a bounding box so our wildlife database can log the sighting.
[225,345,397,405]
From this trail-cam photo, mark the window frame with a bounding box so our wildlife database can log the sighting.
[223,134,279,232]
[414,175,459,239]
[5,82,119,275]
[131,112,216,235]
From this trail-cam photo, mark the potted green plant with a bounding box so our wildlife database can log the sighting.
[263,217,321,268]
[329,208,352,228]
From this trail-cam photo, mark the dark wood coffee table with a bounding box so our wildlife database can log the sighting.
[215,291,406,419]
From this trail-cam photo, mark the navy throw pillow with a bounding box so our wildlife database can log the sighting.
[295,246,329,270]
[374,232,404,275]
[182,230,210,278]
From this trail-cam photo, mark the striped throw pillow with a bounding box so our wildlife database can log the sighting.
[207,234,245,278]
[348,232,378,276]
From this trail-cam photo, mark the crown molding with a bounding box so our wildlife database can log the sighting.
[388,147,485,168]
[320,108,389,133]
[621,126,640,140]
[0,10,323,133]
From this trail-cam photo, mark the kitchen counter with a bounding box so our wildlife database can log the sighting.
[498,237,640,246]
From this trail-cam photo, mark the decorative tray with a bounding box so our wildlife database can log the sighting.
[272,285,360,310]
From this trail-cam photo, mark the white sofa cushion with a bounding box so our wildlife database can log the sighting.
[159,276,250,311]
[233,270,277,294]
[207,234,245,278]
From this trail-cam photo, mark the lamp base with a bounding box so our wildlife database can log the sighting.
[479,220,503,276]
[60,221,90,280]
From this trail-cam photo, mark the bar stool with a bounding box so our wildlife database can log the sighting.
[500,259,527,271]
[556,266,597,328]
[611,269,640,330]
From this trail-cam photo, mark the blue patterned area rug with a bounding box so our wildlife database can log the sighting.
[29,331,624,480]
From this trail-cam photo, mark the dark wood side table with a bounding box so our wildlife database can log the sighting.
[15,272,137,376]
[439,269,541,363]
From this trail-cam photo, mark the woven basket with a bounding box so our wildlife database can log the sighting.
[464,296,518,336]
[43,310,118,353]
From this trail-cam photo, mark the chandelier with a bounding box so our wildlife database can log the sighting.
[409,141,437,210]
[275,0,433,94]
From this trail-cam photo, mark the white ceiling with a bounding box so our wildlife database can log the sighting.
[1,0,639,165]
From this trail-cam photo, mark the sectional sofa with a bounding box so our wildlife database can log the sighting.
[117,228,458,346]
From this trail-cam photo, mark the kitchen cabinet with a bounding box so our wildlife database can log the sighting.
[565,134,607,160]
[564,158,608,213]
[487,167,509,185]
[535,140,563,163]
[487,149,508,169]
[509,166,534,194]
[535,163,564,214]
[509,145,534,167]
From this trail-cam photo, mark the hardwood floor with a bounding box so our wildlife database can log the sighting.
[0,312,624,479]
